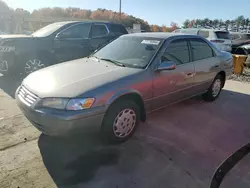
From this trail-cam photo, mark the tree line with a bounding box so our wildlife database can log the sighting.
[0,0,179,33]
[1,0,249,34]
[183,16,250,31]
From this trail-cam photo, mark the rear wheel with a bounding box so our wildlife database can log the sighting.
[101,100,140,143]
[203,74,223,101]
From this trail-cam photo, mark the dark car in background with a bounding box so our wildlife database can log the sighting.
[230,32,250,54]
[0,21,128,77]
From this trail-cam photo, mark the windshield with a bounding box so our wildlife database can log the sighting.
[93,36,163,68]
[32,22,66,37]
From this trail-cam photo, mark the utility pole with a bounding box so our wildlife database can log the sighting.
[119,0,121,20]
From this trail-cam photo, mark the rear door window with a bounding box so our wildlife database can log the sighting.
[190,39,214,61]
[198,30,209,38]
[215,31,230,39]
[91,24,108,38]
[59,23,91,39]
[163,39,190,65]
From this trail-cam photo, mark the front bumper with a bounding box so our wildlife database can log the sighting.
[15,89,106,136]
[0,51,15,75]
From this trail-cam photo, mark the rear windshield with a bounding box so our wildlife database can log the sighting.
[215,31,230,39]
[109,24,128,34]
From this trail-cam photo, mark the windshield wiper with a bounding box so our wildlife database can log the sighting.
[100,58,126,67]
[89,55,99,60]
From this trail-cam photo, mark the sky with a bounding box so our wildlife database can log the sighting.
[4,0,250,26]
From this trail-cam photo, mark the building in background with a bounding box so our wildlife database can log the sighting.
[127,24,146,33]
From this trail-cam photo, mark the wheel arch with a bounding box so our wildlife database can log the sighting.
[217,71,226,88]
[17,49,53,65]
[106,90,147,122]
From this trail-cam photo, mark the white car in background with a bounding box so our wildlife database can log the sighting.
[173,28,232,52]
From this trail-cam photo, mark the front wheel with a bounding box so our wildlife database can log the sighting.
[22,58,48,76]
[101,100,140,143]
[203,74,223,101]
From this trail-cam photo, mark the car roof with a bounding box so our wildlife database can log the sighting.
[55,21,118,25]
[125,32,189,39]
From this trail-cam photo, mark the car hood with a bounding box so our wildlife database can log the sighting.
[23,58,142,98]
[0,34,33,39]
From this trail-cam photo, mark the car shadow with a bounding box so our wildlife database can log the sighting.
[38,89,250,188]
[0,75,23,98]
[38,133,123,187]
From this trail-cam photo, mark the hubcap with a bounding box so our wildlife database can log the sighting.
[212,79,221,97]
[113,108,136,138]
[25,59,45,74]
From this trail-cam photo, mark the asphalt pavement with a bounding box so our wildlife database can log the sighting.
[0,76,250,188]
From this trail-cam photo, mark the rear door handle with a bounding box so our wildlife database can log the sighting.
[213,64,219,68]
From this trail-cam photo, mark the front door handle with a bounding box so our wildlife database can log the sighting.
[213,64,219,68]
[186,73,195,77]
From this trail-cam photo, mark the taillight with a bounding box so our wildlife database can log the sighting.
[210,40,225,43]
[247,40,250,44]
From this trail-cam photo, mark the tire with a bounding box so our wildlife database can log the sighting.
[101,100,140,143]
[203,74,223,101]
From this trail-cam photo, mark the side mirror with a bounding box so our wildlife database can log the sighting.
[157,61,176,71]
[55,32,68,40]
[55,33,62,39]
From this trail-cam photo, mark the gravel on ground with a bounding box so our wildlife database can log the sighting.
[228,68,250,83]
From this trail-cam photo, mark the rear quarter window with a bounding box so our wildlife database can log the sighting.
[215,31,230,39]
[109,24,128,34]
[198,30,209,38]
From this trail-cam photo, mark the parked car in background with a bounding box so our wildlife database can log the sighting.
[16,33,233,143]
[0,31,7,35]
[173,28,232,52]
[230,32,250,54]
[0,21,128,77]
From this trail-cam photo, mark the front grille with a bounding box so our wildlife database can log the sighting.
[18,85,39,106]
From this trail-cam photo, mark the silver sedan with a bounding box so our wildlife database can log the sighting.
[16,33,233,143]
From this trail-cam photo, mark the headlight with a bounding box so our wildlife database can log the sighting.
[40,98,95,110]
[41,98,69,110]
[66,98,95,110]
